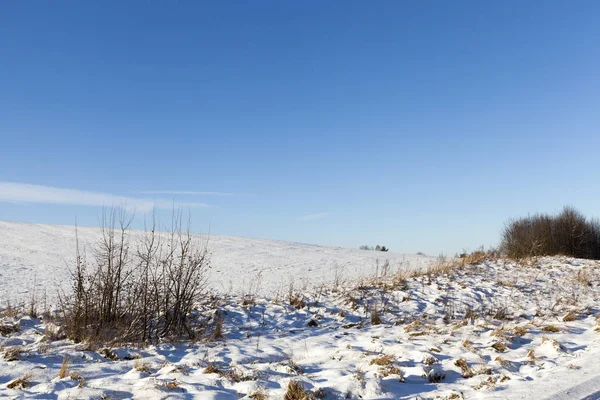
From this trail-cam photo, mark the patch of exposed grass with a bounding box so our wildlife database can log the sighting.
[562,311,578,322]
[134,359,152,373]
[369,354,393,366]
[491,341,507,353]
[7,373,31,389]
[3,346,22,361]
[542,325,560,333]
[454,358,474,378]
[284,379,314,400]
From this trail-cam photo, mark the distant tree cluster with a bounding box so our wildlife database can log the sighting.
[359,245,389,252]
[501,206,600,260]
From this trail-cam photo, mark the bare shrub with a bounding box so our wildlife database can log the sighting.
[61,207,211,344]
[501,207,600,260]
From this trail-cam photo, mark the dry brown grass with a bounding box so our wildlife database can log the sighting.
[562,310,578,322]
[134,359,152,373]
[284,379,314,400]
[492,328,507,339]
[286,359,303,375]
[404,319,424,333]
[1,305,19,318]
[454,358,474,378]
[379,364,404,380]
[202,363,253,383]
[512,326,528,336]
[459,249,490,266]
[7,373,31,389]
[212,311,224,340]
[526,349,536,364]
[249,390,268,400]
[423,354,438,366]
[43,323,63,342]
[491,341,507,353]
[542,325,560,333]
[574,269,592,286]
[491,307,512,321]
[99,348,119,361]
[58,356,70,379]
[3,346,22,361]
[70,371,84,384]
[473,376,496,390]
[496,280,515,287]
[203,363,220,374]
[370,308,382,325]
[164,379,180,390]
[369,354,393,366]
[464,307,479,321]
[0,322,19,336]
[425,257,462,277]
[461,339,476,353]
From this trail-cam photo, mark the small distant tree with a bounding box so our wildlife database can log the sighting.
[380,246,388,252]
[375,245,381,251]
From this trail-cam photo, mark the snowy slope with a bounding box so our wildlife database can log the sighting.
[0,220,433,307]
[2,222,600,399]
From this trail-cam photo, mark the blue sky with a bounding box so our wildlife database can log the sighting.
[1,1,599,255]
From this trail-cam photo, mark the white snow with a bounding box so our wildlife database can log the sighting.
[0,220,433,306]
[1,221,600,399]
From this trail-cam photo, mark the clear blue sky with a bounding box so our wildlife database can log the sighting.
[1,1,599,255]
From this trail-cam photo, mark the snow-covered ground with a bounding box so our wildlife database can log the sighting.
[1,222,600,399]
[0,220,432,307]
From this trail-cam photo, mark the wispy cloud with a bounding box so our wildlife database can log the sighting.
[0,182,210,213]
[299,212,329,221]
[136,190,235,196]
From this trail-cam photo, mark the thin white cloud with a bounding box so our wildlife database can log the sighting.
[0,182,209,213]
[137,190,235,196]
[299,212,329,221]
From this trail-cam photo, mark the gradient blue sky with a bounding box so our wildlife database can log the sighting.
[1,1,599,255]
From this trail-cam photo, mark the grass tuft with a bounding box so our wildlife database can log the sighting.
[7,373,31,389]
[284,379,314,400]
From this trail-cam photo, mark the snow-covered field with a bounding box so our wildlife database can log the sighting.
[0,221,432,306]
[1,222,600,399]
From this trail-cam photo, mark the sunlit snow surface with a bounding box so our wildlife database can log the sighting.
[1,221,600,399]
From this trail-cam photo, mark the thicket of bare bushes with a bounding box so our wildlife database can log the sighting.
[60,207,210,345]
[501,206,600,260]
